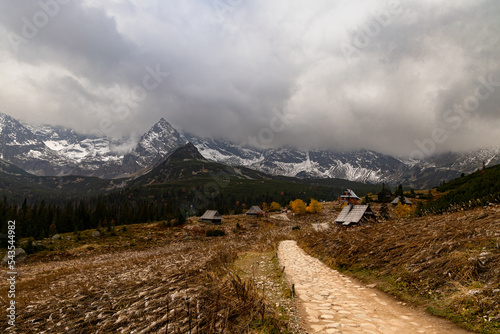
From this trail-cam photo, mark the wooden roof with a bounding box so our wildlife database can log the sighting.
[335,205,375,226]
[391,197,413,205]
[246,206,264,215]
[199,210,223,221]
[339,189,361,200]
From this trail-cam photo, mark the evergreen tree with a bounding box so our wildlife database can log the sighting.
[377,183,387,203]
[49,220,57,237]
[379,202,389,220]
[396,184,404,197]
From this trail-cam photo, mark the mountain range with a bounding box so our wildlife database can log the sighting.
[1,111,499,189]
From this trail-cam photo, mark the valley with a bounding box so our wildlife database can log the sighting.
[2,202,499,333]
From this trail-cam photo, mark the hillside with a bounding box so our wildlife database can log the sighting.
[298,204,500,333]
[1,217,299,333]
[427,164,500,212]
[3,203,499,333]
[127,143,381,214]
[0,159,126,202]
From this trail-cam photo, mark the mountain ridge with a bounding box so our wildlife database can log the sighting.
[1,111,499,188]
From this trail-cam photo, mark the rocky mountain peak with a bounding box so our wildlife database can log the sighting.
[132,119,188,168]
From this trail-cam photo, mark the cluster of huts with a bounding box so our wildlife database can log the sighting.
[198,188,407,227]
[334,188,414,226]
[335,189,376,226]
[198,206,265,224]
[338,188,413,206]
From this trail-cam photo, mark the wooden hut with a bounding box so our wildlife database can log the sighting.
[391,197,413,206]
[334,204,376,226]
[199,210,223,224]
[338,189,362,205]
[246,206,264,216]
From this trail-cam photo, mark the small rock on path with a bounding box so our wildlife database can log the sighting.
[278,240,472,334]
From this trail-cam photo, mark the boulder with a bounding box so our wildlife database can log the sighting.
[92,230,101,237]
[51,234,61,240]
[1,248,27,266]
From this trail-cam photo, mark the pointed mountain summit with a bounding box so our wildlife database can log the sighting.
[133,118,188,168]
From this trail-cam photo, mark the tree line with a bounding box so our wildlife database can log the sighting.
[0,182,336,245]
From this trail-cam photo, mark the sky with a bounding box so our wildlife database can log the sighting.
[0,0,499,159]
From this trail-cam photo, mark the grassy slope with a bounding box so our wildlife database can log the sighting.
[131,144,380,200]
[298,205,500,333]
[0,159,127,202]
[1,216,300,333]
[429,164,500,212]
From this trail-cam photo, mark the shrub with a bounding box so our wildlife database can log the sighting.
[23,238,47,255]
[306,199,322,214]
[394,202,415,218]
[289,199,306,215]
[269,202,281,212]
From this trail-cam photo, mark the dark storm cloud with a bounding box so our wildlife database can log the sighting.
[0,0,499,157]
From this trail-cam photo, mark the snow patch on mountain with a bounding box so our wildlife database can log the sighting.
[2,111,500,187]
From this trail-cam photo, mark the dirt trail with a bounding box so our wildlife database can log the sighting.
[278,240,472,334]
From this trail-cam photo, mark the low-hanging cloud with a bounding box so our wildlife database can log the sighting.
[0,0,499,158]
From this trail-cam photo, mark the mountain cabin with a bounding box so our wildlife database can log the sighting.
[246,206,264,216]
[391,197,413,206]
[334,204,377,226]
[338,189,362,205]
[199,210,223,224]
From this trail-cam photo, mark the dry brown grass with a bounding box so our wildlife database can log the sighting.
[298,204,500,332]
[0,216,298,333]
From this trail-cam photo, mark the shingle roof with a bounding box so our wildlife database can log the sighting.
[340,189,361,200]
[335,205,352,223]
[335,205,375,225]
[199,210,223,221]
[246,206,264,215]
[391,197,413,205]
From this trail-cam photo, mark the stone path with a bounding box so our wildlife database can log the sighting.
[278,240,472,334]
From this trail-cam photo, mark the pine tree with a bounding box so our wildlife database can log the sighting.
[378,183,388,203]
[379,202,389,220]
[396,184,404,197]
[49,220,57,237]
